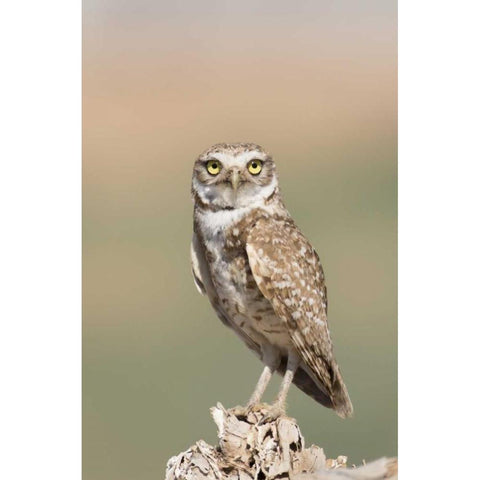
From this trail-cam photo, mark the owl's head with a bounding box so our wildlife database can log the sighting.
[192,143,278,210]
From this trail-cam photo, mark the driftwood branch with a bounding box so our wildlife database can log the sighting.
[166,404,397,480]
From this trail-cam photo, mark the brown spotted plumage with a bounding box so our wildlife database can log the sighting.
[191,143,353,418]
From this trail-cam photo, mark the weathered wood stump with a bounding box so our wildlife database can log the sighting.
[166,404,397,480]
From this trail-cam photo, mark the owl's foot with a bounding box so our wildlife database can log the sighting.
[230,402,286,424]
[230,402,269,420]
[246,401,272,413]
[257,403,286,425]
[230,404,250,419]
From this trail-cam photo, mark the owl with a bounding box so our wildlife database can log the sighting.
[190,143,353,418]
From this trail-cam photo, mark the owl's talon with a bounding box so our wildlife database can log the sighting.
[231,402,281,422]
[257,404,286,425]
[231,402,267,418]
[230,405,249,419]
[246,402,271,412]
[236,402,286,425]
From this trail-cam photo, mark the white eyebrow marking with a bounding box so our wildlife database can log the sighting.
[210,150,267,169]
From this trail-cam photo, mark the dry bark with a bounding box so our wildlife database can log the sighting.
[166,404,397,480]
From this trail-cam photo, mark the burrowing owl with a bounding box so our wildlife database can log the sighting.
[190,143,353,418]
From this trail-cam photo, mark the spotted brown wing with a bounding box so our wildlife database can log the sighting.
[246,217,353,418]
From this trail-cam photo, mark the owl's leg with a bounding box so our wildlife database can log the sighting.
[254,351,301,424]
[273,351,301,413]
[247,345,281,407]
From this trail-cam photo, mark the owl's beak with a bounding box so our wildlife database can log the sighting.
[229,170,241,191]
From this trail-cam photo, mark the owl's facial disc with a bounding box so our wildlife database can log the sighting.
[192,143,278,210]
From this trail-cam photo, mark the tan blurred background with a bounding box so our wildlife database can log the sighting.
[83,1,397,479]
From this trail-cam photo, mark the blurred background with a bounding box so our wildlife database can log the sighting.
[83,1,397,479]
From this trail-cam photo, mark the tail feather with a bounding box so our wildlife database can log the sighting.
[276,355,353,418]
[330,364,353,418]
[292,364,353,418]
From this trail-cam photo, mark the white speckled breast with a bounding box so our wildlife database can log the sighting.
[197,206,292,353]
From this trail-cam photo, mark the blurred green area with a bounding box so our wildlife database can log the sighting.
[83,2,396,479]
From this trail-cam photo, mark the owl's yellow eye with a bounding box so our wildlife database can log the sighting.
[206,160,221,175]
[247,160,263,175]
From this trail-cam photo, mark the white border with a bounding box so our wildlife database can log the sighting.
[399,1,480,477]
[1,0,480,478]
[0,2,81,479]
